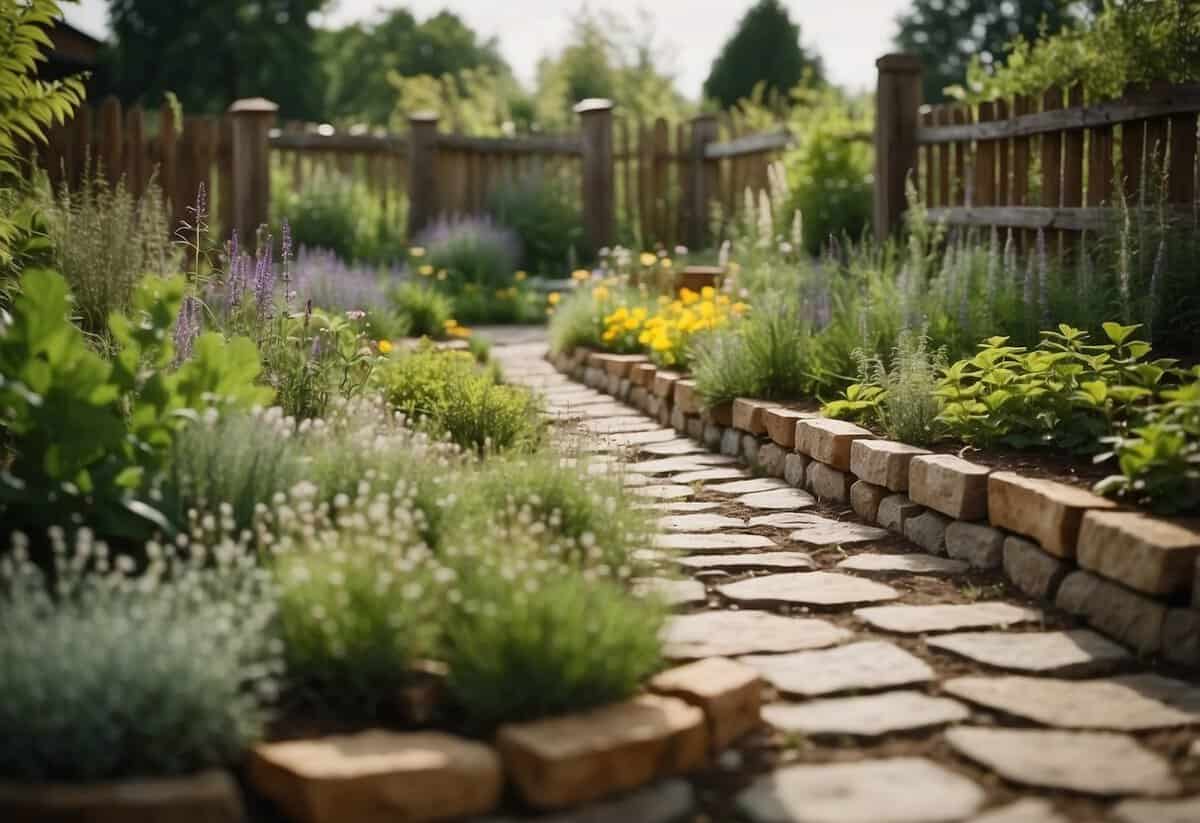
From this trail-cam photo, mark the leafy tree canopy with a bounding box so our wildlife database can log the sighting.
[105,0,326,119]
[322,8,511,127]
[959,0,1200,103]
[703,0,824,110]
[895,0,1096,103]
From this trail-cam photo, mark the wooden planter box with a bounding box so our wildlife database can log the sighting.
[0,770,245,823]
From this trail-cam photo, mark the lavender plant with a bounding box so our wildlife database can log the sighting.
[416,215,520,292]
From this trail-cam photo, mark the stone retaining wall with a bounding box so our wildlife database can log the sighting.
[556,350,1200,669]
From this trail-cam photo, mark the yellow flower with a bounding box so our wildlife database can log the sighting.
[418,264,434,276]
[639,252,656,267]
[548,292,561,306]
[436,270,447,281]
[409,246,426,258]
[679,288,699,306]
[701,285,715,300]
[444,319,458,328]
[660,257,672,269]
[377,339,393,354]
[514,270,527,281]
[592,286,610,301]
[732,302,749,315]
[571,269,590,281]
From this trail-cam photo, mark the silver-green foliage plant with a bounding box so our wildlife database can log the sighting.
[824,331,946,446]
[37,173,176,339]
[0,526,280,781]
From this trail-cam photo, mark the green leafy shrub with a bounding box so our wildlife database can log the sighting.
[487,174,584,274]
[0,270,271,546]
[275,172,406,264]
[442,573,663,730]
[37,173,176,340]
[1096,366,1200,514]
[936,323,1173,453]
[416,215,519,292]
[391,281,455,338]
[0,527,279,781]
[451,283,543,326]
[376,347,543,453]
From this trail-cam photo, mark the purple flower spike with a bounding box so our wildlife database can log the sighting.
[173,295,201,363]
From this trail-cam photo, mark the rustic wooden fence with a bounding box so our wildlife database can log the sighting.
[29,95,792,257]
[874,54,1200,248]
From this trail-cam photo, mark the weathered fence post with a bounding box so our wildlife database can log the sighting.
[407,111,440,238]
[575,98,615,255]
[873,54,923,240]
[229,97,278,244]
[689,113,719,250]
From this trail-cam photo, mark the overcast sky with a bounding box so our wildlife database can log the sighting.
[63,0,910,97]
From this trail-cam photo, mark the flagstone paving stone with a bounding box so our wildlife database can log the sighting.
[967,800,1069,823]
[631,484,695,500]
[747,512,831,529]
[836,553,968,575]
[603,428,680,446]
[676,551,815,573]
[737,757,985,823]
[651,501,721,513]
[578,416,664,434]
[719,572,900,608]
[762,691,969,737]
[661,611,852,659]
[627,455,738,474]
[942,673,1200,730]
[670,467,752,484]
[1112,796,1200,823]
[633,577,707,607]
[741,641,935,697]
[789,521,891,546]
[654,533,778,553]
[658,514,746,533]
[944,727,1180,796]
[853,602,1042,634]
[708,478,791,495]
[926,629,1131,676]
[735,488,816,510]
[639,439,708,456]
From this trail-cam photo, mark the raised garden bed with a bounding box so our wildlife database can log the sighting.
[552,348,1200,668]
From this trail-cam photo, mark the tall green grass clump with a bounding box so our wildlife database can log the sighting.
[37,173,175,339]
[692,296,811,407]
[0,527,279,781]
[548,287,602,354]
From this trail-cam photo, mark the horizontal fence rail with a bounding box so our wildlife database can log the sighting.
[876,53,1200,251]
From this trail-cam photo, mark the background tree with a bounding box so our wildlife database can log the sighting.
[702,0,823,110]
[105,0,326,119]
[896,0,1096,103]
[533,7,689,133]
[322,9,510,127]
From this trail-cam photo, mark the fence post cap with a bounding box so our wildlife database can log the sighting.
[409,110,440,124]
[875,53,922,73]
[228,97,279,115]
[574,98,614,115]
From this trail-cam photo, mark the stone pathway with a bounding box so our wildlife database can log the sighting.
[491,338,1200,823]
